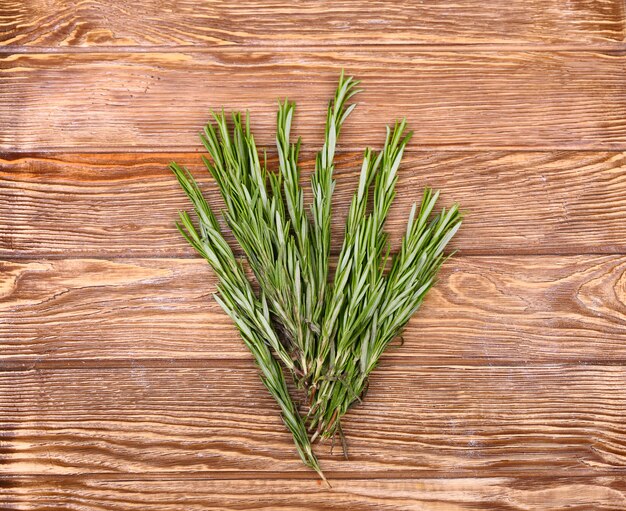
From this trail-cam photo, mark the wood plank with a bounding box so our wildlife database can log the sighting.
[2,151,626,257]
[1,255,625,365]
[2,475,625,510]
[1,51,625,152]
[2,365,626,476]
[1,0,624,48]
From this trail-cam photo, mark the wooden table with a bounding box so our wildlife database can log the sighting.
[2,1,626,509]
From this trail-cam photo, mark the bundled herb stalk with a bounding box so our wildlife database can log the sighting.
[171,72,462,479]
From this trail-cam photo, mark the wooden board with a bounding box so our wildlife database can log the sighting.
[2,0,625,48]
[2,255,626,366]
[2,50,626,153]
[2,151,626,257]
[4,475,625,511]
[3,365,626,476]
[3,0,626,507]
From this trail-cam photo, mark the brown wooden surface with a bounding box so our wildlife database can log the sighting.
[2,51,626,153]
[2,0,624,48]
[4,476,626,511]
[2,1,626,509]
[3,365,626,475]
[2,255,626,365]
[3,151,626,257]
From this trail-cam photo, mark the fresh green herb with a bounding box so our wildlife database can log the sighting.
[171,72,462,480]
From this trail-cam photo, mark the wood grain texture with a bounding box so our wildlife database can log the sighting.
[2,151,626,257]
[1,0,624,48]
[3,475,626,511]
[3,0,626,507]
[2,255,625,365]
[2,50,626,152]
[2,364,626,476]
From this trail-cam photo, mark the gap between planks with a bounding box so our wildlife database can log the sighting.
[5,147,626,155]
[3,358,626,372]
[1,469,622,482]
[1,44,625,54]
[4,252,626,261]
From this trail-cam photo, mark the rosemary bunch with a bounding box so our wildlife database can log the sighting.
[171,72,462,479]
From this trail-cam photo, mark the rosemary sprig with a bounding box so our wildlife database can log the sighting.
[171,163,324,480]
[309,188,462,440]
[170,72,462,479]
[307,120,413,438]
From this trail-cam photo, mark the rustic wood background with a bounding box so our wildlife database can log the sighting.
[1,1,626,509]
